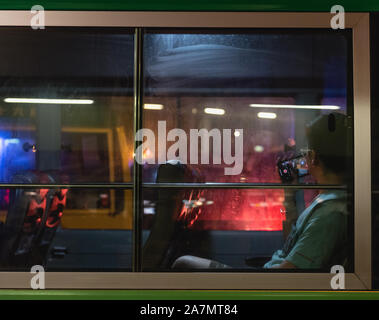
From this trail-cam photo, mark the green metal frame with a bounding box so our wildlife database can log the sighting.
[0,290,379,300]
[0,0,377,12]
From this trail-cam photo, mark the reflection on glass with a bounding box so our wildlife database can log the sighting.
[0,187,132,271]
[142,187,352,271]
[142,31,352,184]
[0,28,134,183]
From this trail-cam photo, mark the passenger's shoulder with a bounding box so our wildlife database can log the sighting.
[313,198,348,219]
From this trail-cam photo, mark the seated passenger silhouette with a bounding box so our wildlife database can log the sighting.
[172,112,351,270]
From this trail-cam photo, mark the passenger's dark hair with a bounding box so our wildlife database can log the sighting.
[306,112,352,178]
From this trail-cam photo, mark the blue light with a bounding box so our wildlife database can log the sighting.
[4,138,20,145]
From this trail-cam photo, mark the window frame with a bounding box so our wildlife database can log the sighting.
[0,11,370,290]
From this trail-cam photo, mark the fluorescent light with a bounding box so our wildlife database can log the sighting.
[258,112,277,119]
[143,103,164,110]
[204,107,225,115]
[254,145,264,152]
[249,104,340,110]
[4,98,94,104]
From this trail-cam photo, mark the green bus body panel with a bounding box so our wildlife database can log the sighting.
[0,0,377,11]
[0,290,379,300]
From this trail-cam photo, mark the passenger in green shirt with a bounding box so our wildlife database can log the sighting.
[172,112,351,270]
[265,112,351,270]
[264,190,348,269]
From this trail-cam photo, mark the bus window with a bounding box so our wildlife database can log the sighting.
[0,28,135,271]
[141,30,353,271]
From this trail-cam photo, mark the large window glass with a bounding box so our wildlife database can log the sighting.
[0,28,134,184]
[141,30,353,271]
[0,27,354,274]
[0,28,134,271]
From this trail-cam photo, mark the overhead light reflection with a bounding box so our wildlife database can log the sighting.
[4,98,94,104]
[143,103,164,110]
[204,107,225,115]
[254,145,264,152]
[249,104,340,110]
[257,112,277,119]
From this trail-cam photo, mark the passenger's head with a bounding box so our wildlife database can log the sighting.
[305,112,352,183]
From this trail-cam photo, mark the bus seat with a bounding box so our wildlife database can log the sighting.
[0,171,53,268]
[35,171,69,263]
[0,170,69,268]
[142,160,203,270]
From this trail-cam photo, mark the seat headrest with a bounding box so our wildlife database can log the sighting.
[156,161,203,183]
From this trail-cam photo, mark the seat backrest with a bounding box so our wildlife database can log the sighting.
[142,161,203,270]
[0,171,53,268]
[0,170,68,268]
[35,171,69,263]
